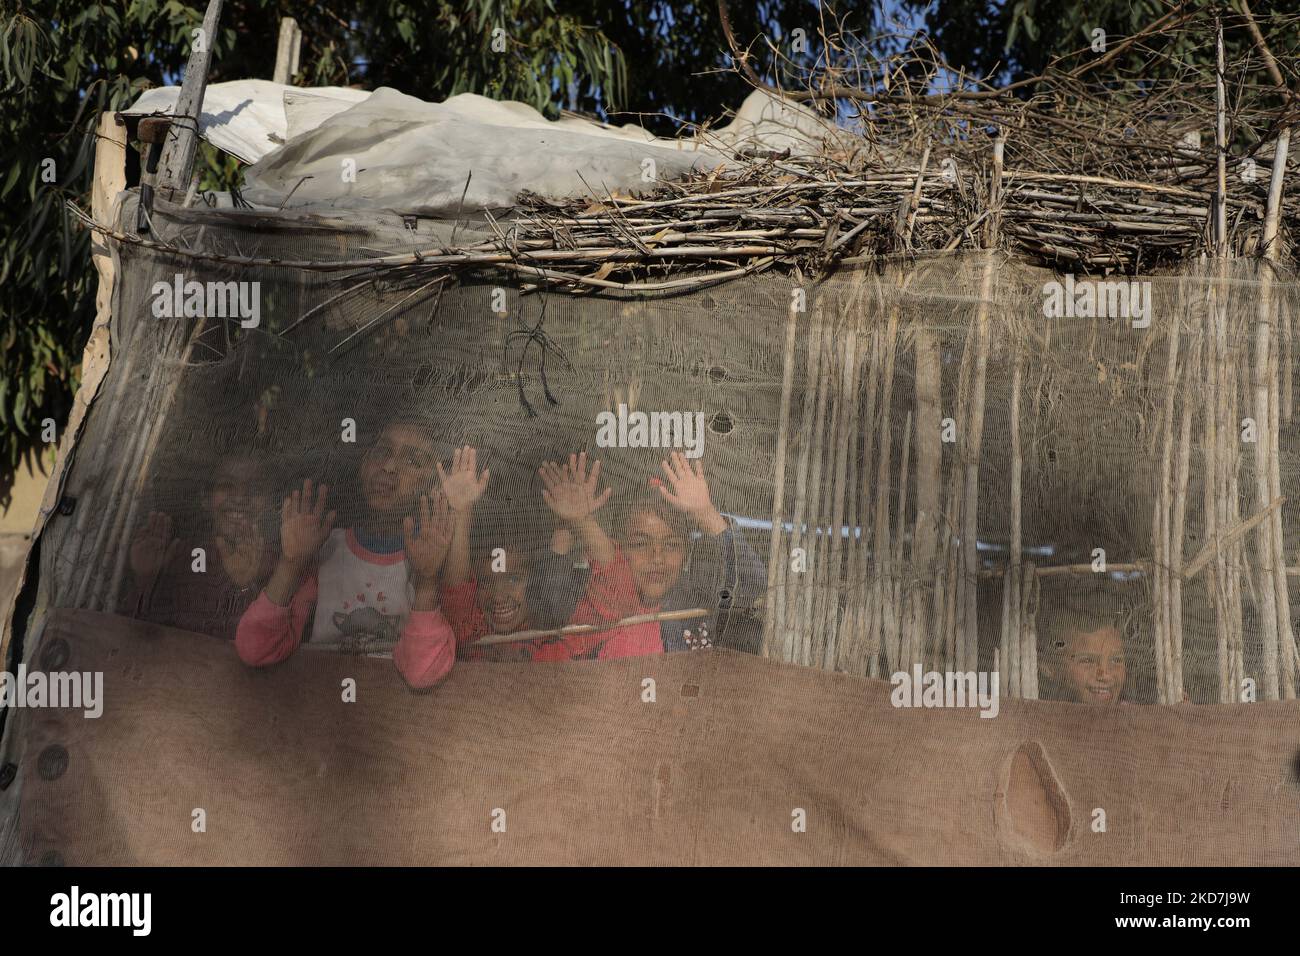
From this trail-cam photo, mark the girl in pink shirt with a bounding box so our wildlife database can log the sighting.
[235,420,458,689]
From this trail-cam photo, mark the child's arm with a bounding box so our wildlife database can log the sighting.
[540,452,615,566]
[440,579,487,644]
[395,492,458,687]
[436,445,489,588]
[393,609,457,688]
[122,511,180,619]
[569,548,642,623]
[236,480,335,667]
[235,573,318,666]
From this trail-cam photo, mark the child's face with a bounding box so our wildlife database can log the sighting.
[475,548,531,634]
[359,424,437,520]
[1061,626,1126,704]
[207,459,273,541]
[623,509,686,605]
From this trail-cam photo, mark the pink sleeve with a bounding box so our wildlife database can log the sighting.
[440,580,486,645]
[393,610,457,689]
[235,574,318,667]
[573,549,642,624]
[597,625,665,660]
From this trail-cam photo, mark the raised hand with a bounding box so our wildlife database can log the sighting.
[216,515,267,589]
[540,451,612,524]
[129,511,179,582]
[656,452,727,534]
[436,445,490,512]
[279,479,336,566]
[404,492,454,583]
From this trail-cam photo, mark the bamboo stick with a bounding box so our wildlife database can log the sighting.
[1261,116,1296,698]
[893,410,913,667]
[780,300,824,664]
[956,132,1004,672]
[1153,306,1181,704]
[851,326,883,676]
[1230,335,1247,699]
[799,317,835,667]
[1007,349,1024,696]
[1203,287,1228,702]
[941,283,977,673]
[1183,495,1283,581]
[961,267,993,671]
[870,300,901,672]
[1020,561,1039,699]
[1169,325,1200,704]
[808,318,843,666]
[1214,17,1228,257]
[911,313,942,673]
[434,608,717,650]
[822,301,860,669]
[1251,277,1282,701]
[1267,325,1295,699]
[761,294,801,658]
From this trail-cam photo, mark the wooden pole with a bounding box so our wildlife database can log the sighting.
[1006,351,1023,695]
[798,318,834,667]
[909,334,941,672]
[761,296,800,658]
[893,410,913,667]
[870,301,901,673]
[820,305,859,669]
[273,17,302,85]
[1170,322,1200,703]
[155,0,225,202]
[852,325,883,675]
[1214,16,1228,257]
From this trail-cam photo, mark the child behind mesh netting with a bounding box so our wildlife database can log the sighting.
[432,446,587,662]
[527,450,766,661]
[123,452,278,641]
[1037,599,1131,705]
[234,417,458,689]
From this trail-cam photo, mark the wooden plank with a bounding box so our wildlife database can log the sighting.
[273,17,302,85]
[155,0,224,200]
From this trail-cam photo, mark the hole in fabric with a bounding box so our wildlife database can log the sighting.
[708,411,733,435]
[1002,741,1071,853]
[707,365,728,384]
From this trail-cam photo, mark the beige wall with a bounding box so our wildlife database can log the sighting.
[1,458,52,627]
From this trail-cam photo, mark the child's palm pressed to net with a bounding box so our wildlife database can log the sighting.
[280,480,336,565]
[540,451,611,522]
[404,493,454,581]
[437,445,489,511]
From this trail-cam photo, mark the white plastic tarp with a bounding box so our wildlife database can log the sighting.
[124,80,841,214]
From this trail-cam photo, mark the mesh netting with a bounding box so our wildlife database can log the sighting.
[33,192,1300,708]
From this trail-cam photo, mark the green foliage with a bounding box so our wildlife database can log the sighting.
[0,0,209,507]
[0,0,886,507]
[903,0,1294,87]
[0,0,640,507]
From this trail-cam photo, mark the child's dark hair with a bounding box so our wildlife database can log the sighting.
[378,412,440,451]
[616,494,690,540]
[469,500,548,567]
[1036,586,1138,700]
